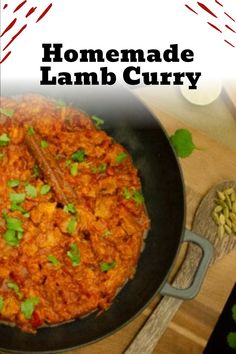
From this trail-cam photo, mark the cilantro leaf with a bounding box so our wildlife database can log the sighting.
[123,187,132,200]
[40,139,48,149]
[0,133,10,147]
[170,129,196,158]
[70,163,78,176]
[21,297,39,320]
[27,127,35,136]
[7,179,20,188]
[227,332,236,350]
[56,99,66,107]
[40,184,51,195]
[3,229,20,246]
[65,159,71,167]
[9,193,26,204]
[25,184,37,198]
[0,108,14,117]
[122,188,144,204]
[98,163,107,173]
[33,164,40,178]
[10,203,29,217]
[102,230,112,237]
[63,203,77,214]
[48,255,60,266]
[67,218,77,234]
[100,261,116,272]
[0,296,4,311]
[4,215,23,232]
[71,149,86,162]
[67,243,80,266]
[0,152,5,159]
[132,190,144,204]
[91,115,104,128]
[115,152,127,164]
[7,282,23,299]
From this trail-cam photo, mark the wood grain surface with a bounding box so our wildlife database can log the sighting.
[1,88,236,354]
[125,181,236,354]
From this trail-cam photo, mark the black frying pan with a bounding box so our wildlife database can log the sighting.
[0,85,213,353]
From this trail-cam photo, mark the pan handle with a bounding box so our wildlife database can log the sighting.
[160,230,213,300]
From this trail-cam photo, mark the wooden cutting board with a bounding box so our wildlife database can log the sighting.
[1,89,235,354]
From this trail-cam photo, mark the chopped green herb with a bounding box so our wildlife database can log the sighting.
[9,193,26,204]
[0,107,14,118]
[102,230,112,237]
[10,203,26,213]
[21,297,39,320]
[56,99,66,107]
[25,184,37,198]
[63,203,77,214]
[4,215,23,232]
[67,218,77,234]
[65,159,72,167]
[123,187,132,200]
[115,152,127,164]
[91,115,104,128]
[23,212,30,218]
[7,282,23,299]
[40,184,51,195]
[122,188,144,204]
[71,149,86,162]
[132,190,144,204]
[100,261,116,272]
[70,162,78,176]
[170,129,197,158]
[0,296,4,311]
[0,133,10,147]
[7,179,20,188]
[91,166,98,174]
[98,163,107,173]
[17,231,23,240]
[67,243,80,266]
[40,139,48,149]
[33,164,40,178]
[91,163,107,174]
[27,126,35,136]
[48,255,61,266]
[3,229,20,247]
[227,332,236,350]
[0,152,5,159]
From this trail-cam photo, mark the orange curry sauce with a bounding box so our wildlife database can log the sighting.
[0,95,149,333]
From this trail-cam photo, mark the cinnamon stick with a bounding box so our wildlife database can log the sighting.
[25,133,77,205]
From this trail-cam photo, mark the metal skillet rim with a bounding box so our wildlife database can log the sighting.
[0,101,186,354]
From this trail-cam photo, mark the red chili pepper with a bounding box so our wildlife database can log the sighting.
[31,310,43,328]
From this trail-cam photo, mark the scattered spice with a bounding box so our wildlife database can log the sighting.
[211,187,236,239]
